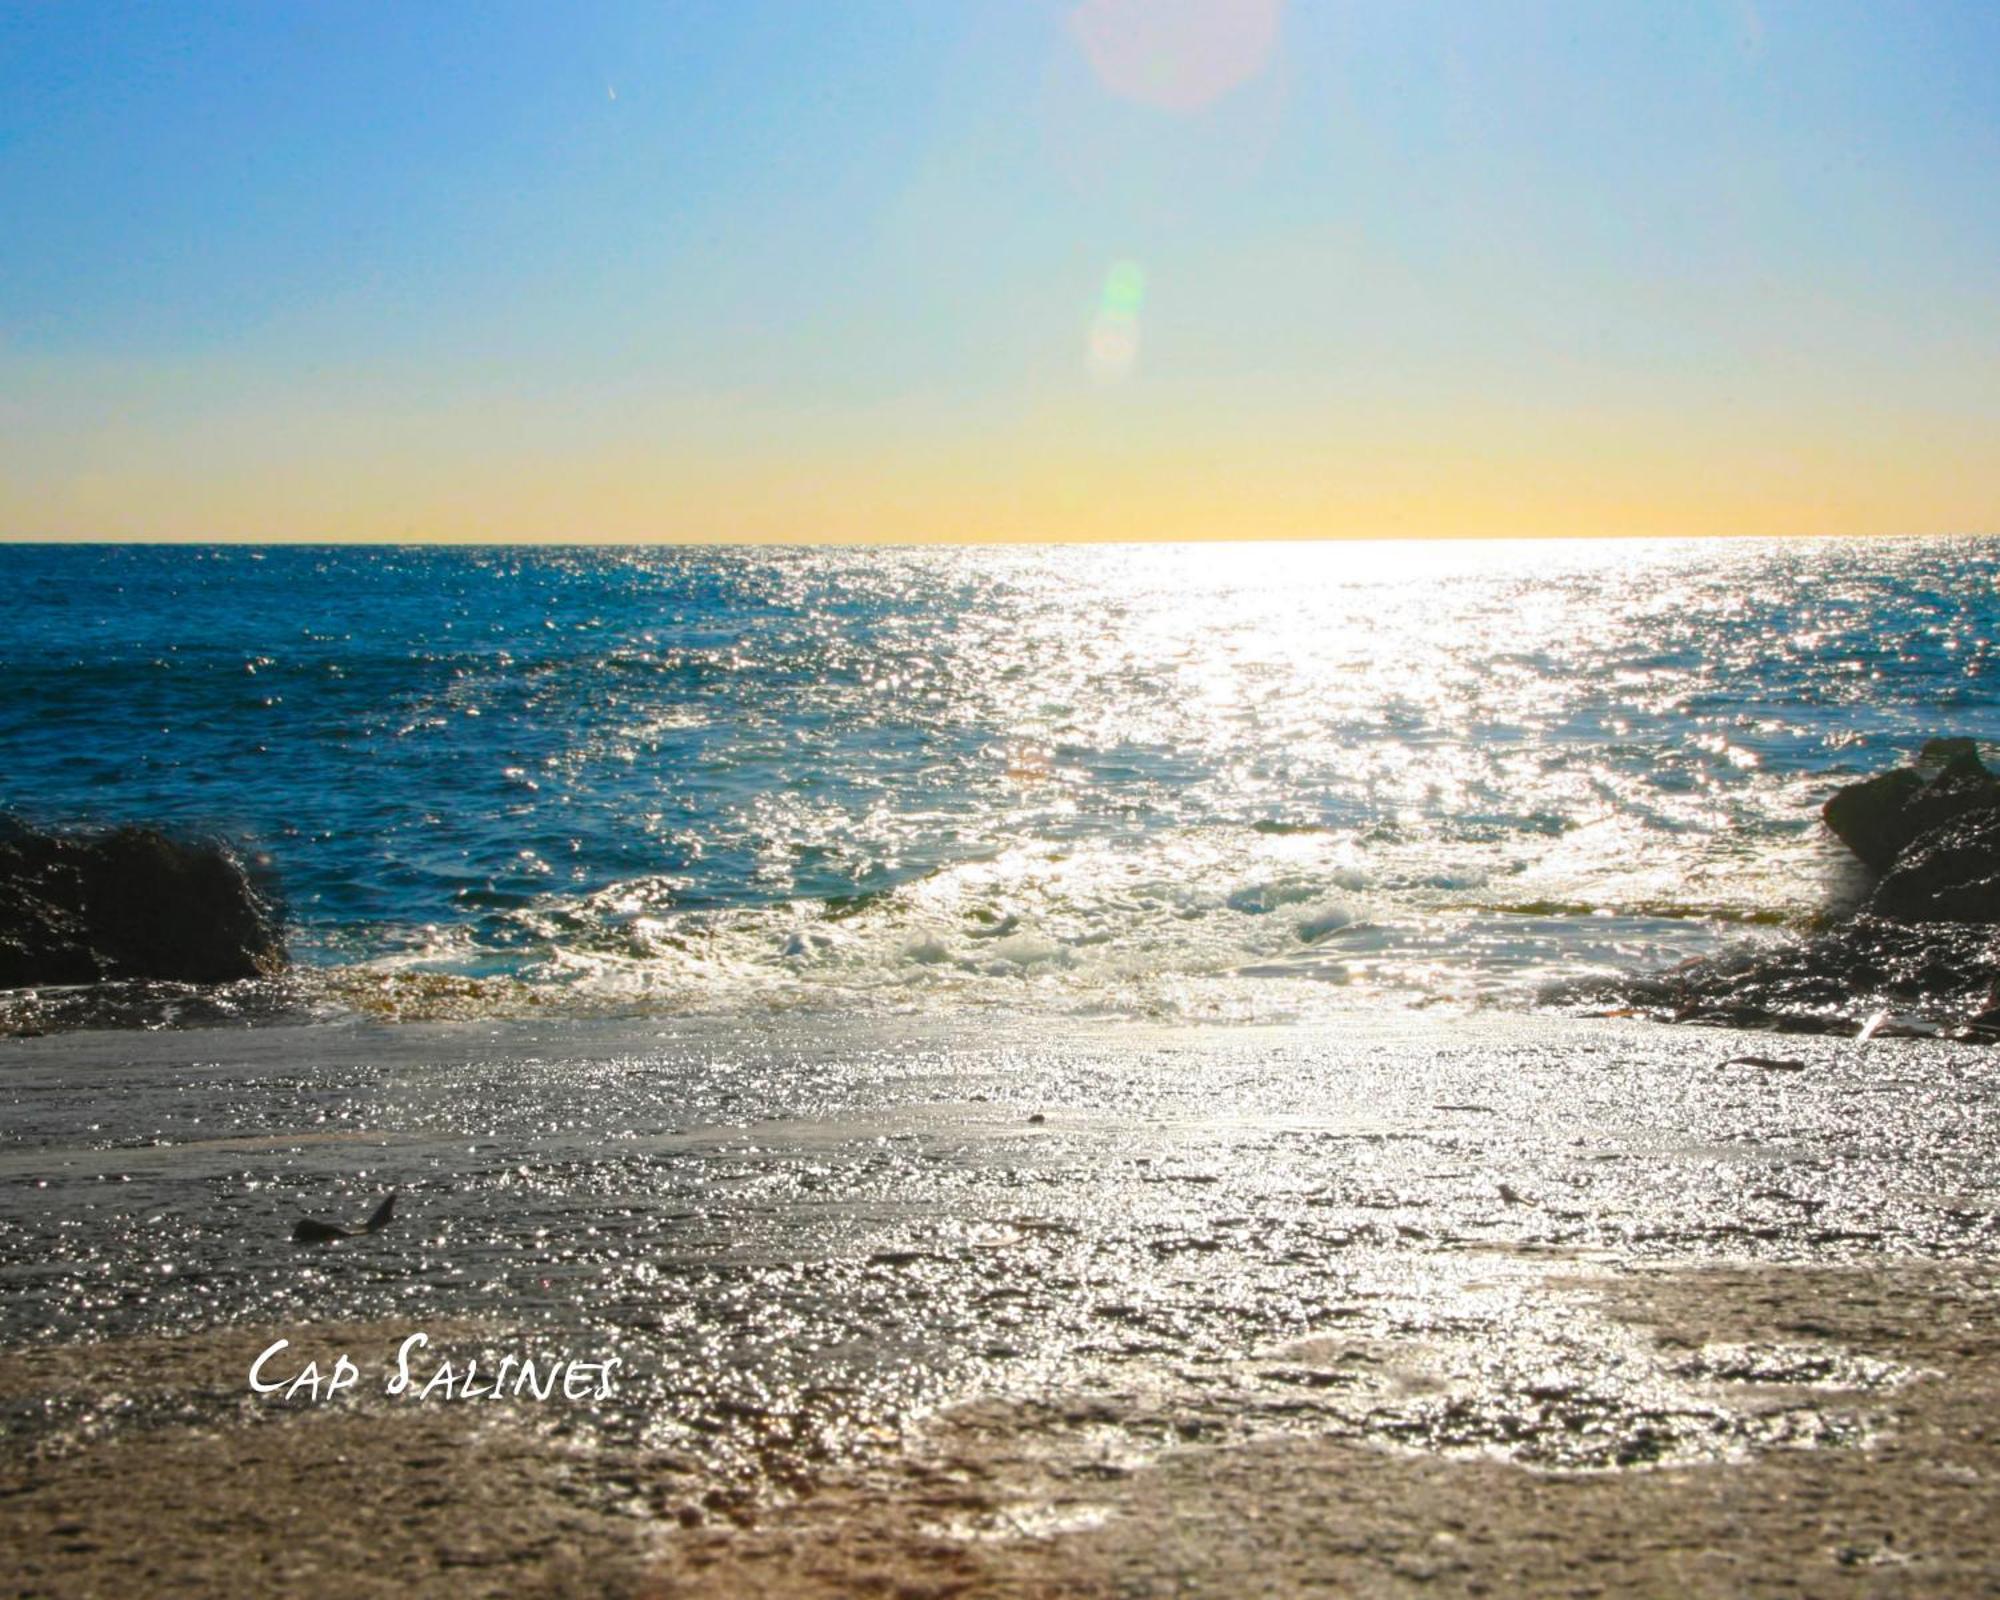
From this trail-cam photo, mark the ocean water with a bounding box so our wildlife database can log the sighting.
[1,538,1994,1029]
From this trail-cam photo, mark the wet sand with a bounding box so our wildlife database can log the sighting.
[3,1012,1998,1594]
[7,1263,2000,1596]
[652,1261,2000,1598]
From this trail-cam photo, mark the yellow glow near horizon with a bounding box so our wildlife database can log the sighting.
[9,396,1990,544]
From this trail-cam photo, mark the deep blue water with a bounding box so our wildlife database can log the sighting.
[2,538,1995,1025]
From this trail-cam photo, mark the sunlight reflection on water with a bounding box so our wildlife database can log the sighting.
[0,537,1994,1028]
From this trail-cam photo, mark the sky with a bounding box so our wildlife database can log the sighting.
[1,0,1996,543]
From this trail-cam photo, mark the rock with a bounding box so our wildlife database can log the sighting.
[292,1192,397,1244]
[0,818,285,987]
[1580,742,2000,1039]
[1918,736,1982,773]
[1570,914,2000,1037]
[1870,810,2000,923]
[1822,766,1927,872]
[1822,744,1998,874]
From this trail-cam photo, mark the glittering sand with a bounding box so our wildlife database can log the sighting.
[6,1265,2000,1597]
[3,1013,1998,1595]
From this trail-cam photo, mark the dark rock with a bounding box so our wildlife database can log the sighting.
[0,818,285,987]
[1583,741,2000,1038]
[1566,915,2000,1037]
[1822,745,1998,874]
[1870,810,2000,923]
[1918,736,1982,773]
[292,1192,397,1244]
[1822,766,1926,872]
[1904,768,2000,847]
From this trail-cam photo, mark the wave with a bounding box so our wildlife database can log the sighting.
[240,819,1828,1029]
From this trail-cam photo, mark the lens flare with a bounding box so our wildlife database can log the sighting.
[1068,0,1285,113]
[1087,259,1147,384]
[1103,259,1146,315]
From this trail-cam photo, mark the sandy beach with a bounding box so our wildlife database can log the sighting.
[4,1011,1997,1595]
[9,1261,2000,1596]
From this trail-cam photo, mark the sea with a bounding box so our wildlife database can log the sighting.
[2,537,1995,1032]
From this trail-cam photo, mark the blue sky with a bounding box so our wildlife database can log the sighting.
[3,1,1996,540]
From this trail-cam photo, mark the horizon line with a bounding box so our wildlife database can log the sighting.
[3,529,1994,549]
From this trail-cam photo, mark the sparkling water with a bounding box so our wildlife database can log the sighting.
[2,537,1994,1026]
